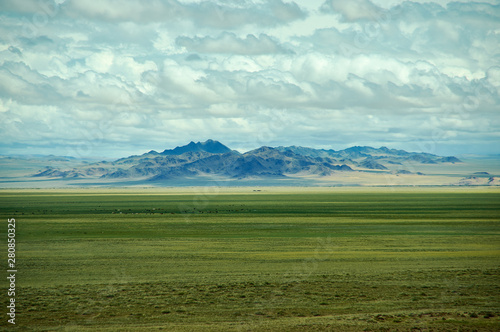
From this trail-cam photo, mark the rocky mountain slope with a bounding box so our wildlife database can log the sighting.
[32,140,466,182]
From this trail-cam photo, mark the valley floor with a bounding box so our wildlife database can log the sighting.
[1,188,499,330]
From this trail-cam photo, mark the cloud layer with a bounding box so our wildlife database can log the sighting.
[0,0,499,157]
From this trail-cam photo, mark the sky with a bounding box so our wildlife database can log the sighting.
[0,0,499,158]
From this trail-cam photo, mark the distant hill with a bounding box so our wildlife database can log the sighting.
[275,145,460,168]
[30,140,466,183]
[159,139,232,155]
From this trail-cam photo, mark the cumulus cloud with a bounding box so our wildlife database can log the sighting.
[60,0,181,23]
[177,33,290,55]
[0,0,499,156]
[187,0,307,29]
[57,0,306,28]
[320,0,383,21]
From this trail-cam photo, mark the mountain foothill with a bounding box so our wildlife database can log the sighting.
[33,139,463,181]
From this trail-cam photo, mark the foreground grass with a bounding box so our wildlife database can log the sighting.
[1,188,499,330]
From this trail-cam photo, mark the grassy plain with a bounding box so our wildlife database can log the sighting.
[1,188,499,331]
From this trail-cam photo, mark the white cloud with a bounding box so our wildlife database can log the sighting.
[177,33,290,55]
[161,58,219,104]
[86,50,114,73]
[153,30,181,53]
[486,66,500,91]
[58,0,307,28]
[217,56,262,73]
[0,98,15,113]
[207,103,245,118]
[320,0,383,21]
[0,0,499,156]
[60,0,181,23]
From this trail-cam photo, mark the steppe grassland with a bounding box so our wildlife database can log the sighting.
[0,187,499,330]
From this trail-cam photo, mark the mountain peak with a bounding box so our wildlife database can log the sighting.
[161,140,232,155]
[246,146,276,154]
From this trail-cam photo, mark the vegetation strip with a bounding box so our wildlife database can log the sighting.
[0,189,498,330]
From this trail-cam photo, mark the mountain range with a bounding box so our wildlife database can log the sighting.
[32,139,463,182]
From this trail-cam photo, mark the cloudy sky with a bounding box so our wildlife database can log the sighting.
[0,0,499,158]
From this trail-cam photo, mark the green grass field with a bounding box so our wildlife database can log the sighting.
[1,188,499,331]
